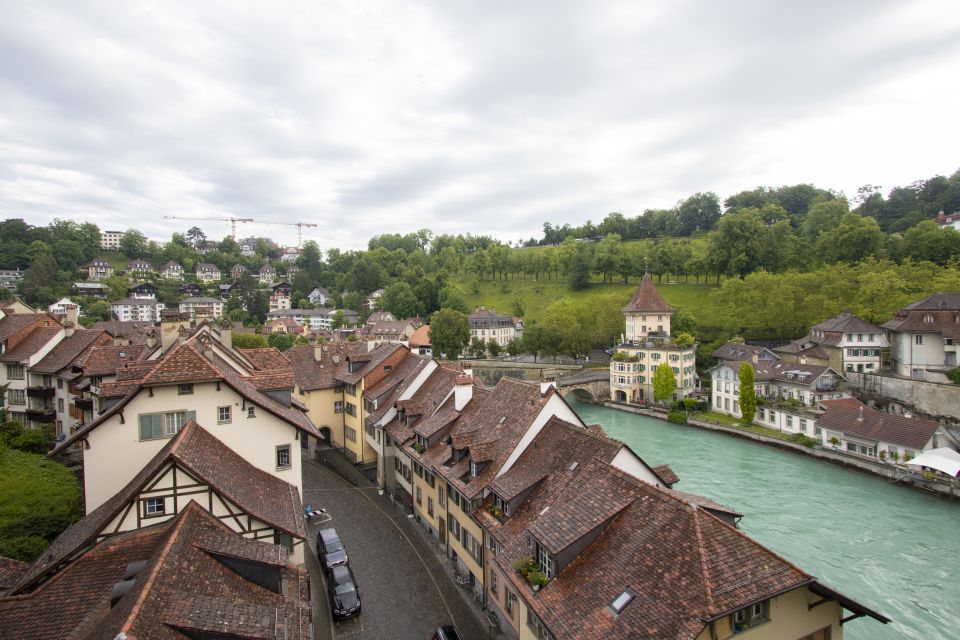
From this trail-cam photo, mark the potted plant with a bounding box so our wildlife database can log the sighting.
[829,436,839,448]
[487,504,504,518]
[528,570,548,591]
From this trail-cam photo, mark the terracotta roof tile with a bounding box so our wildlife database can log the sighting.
[622,273,676,314]
[0,314,47,343]
[82,344,149,376]
[0,556,29,592]
[239,347,291,370]
[652,464,680,486]
[0,326,62,363]
[817,399,939,449]
[31,331,110,374]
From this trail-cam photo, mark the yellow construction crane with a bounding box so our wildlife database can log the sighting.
[163,216,254,240]
[257,221,318,248]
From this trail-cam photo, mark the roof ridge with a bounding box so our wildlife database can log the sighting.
[691,508,717,616]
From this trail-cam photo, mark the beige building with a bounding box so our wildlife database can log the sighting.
[611,273,696,402]
[51,325,318,513]
[178,296,225,321]
[469,307,519,347]
[775,312,888,374]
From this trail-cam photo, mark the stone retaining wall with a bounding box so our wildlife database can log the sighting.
[846,371,960,420]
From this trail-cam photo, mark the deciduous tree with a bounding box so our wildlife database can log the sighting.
[738,362,756,424]
[429,308,471,359]
[652,362,675,404]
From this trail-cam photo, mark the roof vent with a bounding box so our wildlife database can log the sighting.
[123,560,148,580]
[610,588,636,614]
[110,579,136,607]
[539,506,550,516]
[499,416,507,424]
[569,461,579,471]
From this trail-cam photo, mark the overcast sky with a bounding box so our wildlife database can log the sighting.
[1,1,958,251]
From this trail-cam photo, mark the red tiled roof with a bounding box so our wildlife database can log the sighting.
[817,399,939,449]
[0,556,29,592]
[0,326,62,363]
[82,344,149,376]
[31,330,111,374]
[239,347,291,370]
[410,324,431,346]
[622,273,675,314]
[0,504,310,640]
[652,463,680,486]
[141,343,221,386]
[287,342,365,391]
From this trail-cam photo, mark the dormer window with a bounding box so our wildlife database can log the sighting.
[492,493,510,517]
[470,459,479,478]
[535,540,554,579]
[924,314,934,323]
[731,600,769,634]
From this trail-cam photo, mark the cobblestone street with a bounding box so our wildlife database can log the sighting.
[303,460,489,640]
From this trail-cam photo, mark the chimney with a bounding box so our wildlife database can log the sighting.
[540,372,557,397]
[751,352,759,364]
[145,328,157,350]
[454,375,473,411]
[221,326,232,351]
[63,304,79,335]
[857,405,864,421]
[313,339,323,363]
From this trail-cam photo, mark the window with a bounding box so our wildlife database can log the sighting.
[178,383,194,395]
[5,365,24,380]
[345,426,357,442]
[731,600,769,633]
[427,497,434,517]
[416,487,422,506]
[276,444,291,469]
[490,569,499,596]
[915,334,924,345]
[334,400,343,413]
[492,493,510,516]
[448,514,460,539]
[345,402,357,417]
[786,416,793,428]
[488,535,502,556]
[815,426,822,437]
[139,411,193,440]
[143,497,165,516]
[57,379,63,389]
[923,314,934,323]
[247,406,256,418]
[536,541,553,579]
[218,406,232,424]
[345,383,357,396]
[438,485,445,507]
[273,532,293,551]
[800,419,807,433]
[527,609,555,640]
[505,590,516,616]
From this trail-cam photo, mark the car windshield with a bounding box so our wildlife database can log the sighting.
[334,581,356,595]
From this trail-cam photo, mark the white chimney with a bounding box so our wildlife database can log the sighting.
[857,405,864,421]
[462,365,473,379]
[454,375,473,411]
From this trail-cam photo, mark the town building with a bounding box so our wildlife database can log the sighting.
[882,292,960,381]
[0,312,65,427]
[775,312,888,374]
[85,258,114,281]
[178,296,225,321]
[308,287,330,306]
[263,317,304,334]
[99,229,124,251]
[159,261,184,280]
[817,397,950,462]
[0,268,24,292]
[179,282,203,297]
[240,239,256,257]
[230,263,247,280]
[50,323,318,513]
[935,210,960,230]
[468,307,519,347]
[111,297,165,322]
[47,297,80,317]
[269,289,292,313]
[267,308,359,331]
[611,273,696,402]
[72,281,108,299]
[219,281,244,299]
[259,265,276,285]
[363,319,416,345]
[281,246,301,262]
[410,324,432,355]
[194,262,221,283]
[366,288,384,310]
[126,258,152,280]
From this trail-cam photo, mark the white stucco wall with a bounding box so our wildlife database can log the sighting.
[83,381,303,512]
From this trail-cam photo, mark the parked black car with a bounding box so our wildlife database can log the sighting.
[317,527,348,570]
[328,564,361,620]
[432,625,462,640]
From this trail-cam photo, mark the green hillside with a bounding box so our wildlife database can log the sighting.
[455,275,720,328]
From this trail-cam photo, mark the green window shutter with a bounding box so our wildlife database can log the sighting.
[140,414,160,440]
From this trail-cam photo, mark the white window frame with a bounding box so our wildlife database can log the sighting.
[276,444,291,470]
[217,405,232,424]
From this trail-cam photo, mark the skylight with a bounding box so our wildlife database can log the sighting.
[610,588,635,614]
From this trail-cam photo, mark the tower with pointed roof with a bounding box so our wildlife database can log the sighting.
[610,273,697,403]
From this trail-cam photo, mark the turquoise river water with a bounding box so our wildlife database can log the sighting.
[568,400,959,640]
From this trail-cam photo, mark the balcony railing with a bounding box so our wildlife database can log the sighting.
[74,397,94,411]
[26,407,56,422]
[27,385,55,398]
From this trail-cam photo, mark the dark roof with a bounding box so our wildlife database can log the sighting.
[622,272,675,313]
[81,344,149,376]
[811,311,884,336]
[711,342,780,363]
[651,463,680,486]
[0,326,62,363]
[0,313,48,344]
[0,503,310,640]
[287,342,366,391]
[882,293,960,338]
[335,343,405,385]
[30,329,111,373]
[817,399,940,449]
[0,556,29,592]
[19,421,305,594]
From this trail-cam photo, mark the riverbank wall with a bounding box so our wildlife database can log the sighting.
[603,400,960,500]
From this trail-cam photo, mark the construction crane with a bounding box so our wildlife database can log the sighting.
[256,221,318,248]
[163,216,254,240]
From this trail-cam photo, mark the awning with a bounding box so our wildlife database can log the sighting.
[906,447,960,477]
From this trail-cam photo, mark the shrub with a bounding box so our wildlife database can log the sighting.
[789,433,817,448]
[947,368,960,384]
[667,410,688,425]
[683,398,697,411]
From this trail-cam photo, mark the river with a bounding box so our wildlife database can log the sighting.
[567,399,960,640]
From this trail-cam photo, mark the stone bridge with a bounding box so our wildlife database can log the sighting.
[556,369,610,404]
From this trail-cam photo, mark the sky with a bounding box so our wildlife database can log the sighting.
[0,1,958,251]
